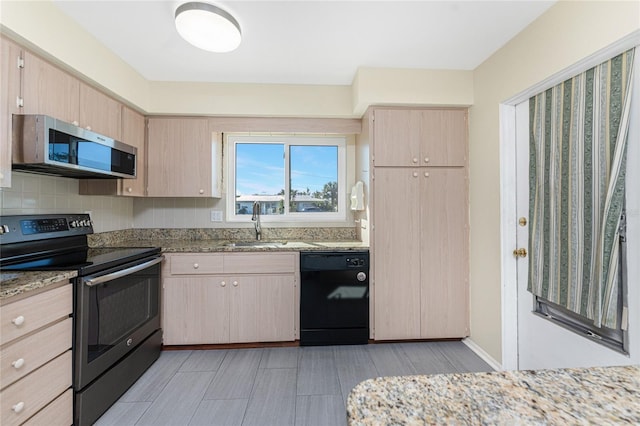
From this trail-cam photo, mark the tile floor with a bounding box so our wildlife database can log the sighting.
[95,341,492,426]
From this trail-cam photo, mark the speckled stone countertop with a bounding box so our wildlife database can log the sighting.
[105,238,368,253]
[0,270,77,301]
[347,365,640,425]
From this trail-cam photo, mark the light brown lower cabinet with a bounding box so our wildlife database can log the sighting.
[373,167,469,340]
[162,253,297,345]
[0,282,73,426]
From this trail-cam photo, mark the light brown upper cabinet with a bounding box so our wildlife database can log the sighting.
[372,108,467,167]
[20,50,121,141]
[78,82,122,140]
[20,50,80,125]
[146,117,221,197]
[0,37,21,188]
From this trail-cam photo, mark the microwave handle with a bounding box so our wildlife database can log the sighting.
[84,256,164,287]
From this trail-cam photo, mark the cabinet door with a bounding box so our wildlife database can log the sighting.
[372,109,422,167]
[78,82,121,139]
[373,168,422,340]
[21,50,79,124]
[162,277,229,344]
[147,118,213,197]
[421,109,467,167]
[0,37,21,188]
[119,106,146,196]
[420,168,469,338]
[229,275,295,343]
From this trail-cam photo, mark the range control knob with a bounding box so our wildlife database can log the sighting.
[0,224,9,234]
[69,220,79,228]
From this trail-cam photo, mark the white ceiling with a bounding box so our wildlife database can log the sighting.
[52,0,555,86]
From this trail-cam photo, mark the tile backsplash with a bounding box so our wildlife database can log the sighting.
[1,173,356,234]
[0,172,133,232]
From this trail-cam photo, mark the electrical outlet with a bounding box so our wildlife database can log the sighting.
[210,210,223,222]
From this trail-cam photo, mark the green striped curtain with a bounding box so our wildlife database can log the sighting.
[528,48,635,329]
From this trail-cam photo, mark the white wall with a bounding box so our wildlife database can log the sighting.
[0,172,133,232]
[470,0,640,364]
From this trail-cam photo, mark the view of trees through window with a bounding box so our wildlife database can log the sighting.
[235,142,338,215]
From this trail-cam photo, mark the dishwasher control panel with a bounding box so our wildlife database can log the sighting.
[299,251,369,271]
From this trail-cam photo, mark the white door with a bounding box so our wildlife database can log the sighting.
[514,54,640,369]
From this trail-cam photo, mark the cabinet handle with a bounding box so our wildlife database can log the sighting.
[193,263,199,269]
[221,281,226,287]
[232,280,238,287]
[424,157,430,163]
[424,172,430,177]
[12,315,25,326]
[12,358,25,369]
[12,401,25,413]
[199,189,204,194]
[412,157,418,163]
[412,172,418,178]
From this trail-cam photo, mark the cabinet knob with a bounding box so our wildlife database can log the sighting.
[12,315,25,326]
[199,189,204,194]
[412,157,418,163]
[412,172,418,178]
[127,187,133,193]
[72,120,79,126]
[12,358,25,369]
[221,281,226,287]
[424,157,430,163]
[233,280,238,287]
[12,401,25,413]
[193,263,199,269]
[85,126,92,131]
[424,172,430,177]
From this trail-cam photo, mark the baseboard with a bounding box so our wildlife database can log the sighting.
[462,338,503,371]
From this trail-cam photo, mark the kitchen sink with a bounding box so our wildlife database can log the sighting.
[224,241,317,249]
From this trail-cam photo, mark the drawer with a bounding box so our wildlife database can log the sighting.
[224,253,296,274]
[0,284,72,346]
[23,388,72,426]
[170,254,224,275]
[1,318,72,390]
[1,351,72,426]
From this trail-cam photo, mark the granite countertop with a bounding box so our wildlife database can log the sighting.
[109,238,369,253]
[347,365,640,425]
[0,270,77,301]
[0,238,367,301]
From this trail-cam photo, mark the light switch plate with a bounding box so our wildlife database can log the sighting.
[210,210,223,222]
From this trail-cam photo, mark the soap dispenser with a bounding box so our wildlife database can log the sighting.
[350,181,364,211]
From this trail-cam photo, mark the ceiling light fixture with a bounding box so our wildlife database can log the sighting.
[175,2,242,53]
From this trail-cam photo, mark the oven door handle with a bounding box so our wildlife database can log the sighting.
[84,256,164,287]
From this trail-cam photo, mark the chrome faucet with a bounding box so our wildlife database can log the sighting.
[251,201,262,240]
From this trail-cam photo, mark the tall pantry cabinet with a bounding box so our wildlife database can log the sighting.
[366,107,469,340]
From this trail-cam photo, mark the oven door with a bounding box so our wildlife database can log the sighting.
[74,255,163,389]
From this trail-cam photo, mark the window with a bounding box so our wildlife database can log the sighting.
[227,135,346,222]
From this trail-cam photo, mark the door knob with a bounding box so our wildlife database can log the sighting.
[513,248,527,258]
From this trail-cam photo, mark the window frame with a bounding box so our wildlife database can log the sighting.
[226,134,347,223]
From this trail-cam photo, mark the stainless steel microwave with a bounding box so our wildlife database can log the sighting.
[12,114,137,179]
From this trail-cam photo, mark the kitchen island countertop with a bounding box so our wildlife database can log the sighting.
[347,365,640,425]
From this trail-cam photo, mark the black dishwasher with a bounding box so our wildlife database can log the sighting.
[300,251,369,346]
